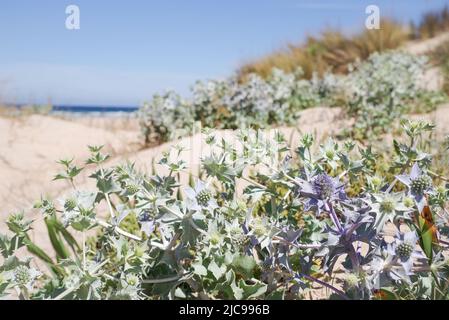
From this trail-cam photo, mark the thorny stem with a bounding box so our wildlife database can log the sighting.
[283,190,291,201]
[386,178,399,194]
[328,201,359,273]
[272,236,322,249]
[14,236,19,251]
[142,273,188,284]
[161,205,208,236]
[53,258,110,300]
[149,241,166,250]
[188,218,208,236]
[82,231,86,272]
[387,137,416,193]
[295,273,349,300]
[69,179,77,192]
[348,245,361,274]
[166,232,181,251]
[338,170,347,179]
[54,286,77,300]
[19,287,30,300]
[99,164,115,219]
[328,203,344,233]
[96,219,141,241]
[252,247,261,264]
[428,170,449,182]
[240,176,266,189]
[105,193,115,219]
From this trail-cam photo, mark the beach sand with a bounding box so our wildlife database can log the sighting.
[1,32,446,221]
[0,33,448,299]
[1,104,448,245]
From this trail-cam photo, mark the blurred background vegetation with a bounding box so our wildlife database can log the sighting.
[238,6,449,81]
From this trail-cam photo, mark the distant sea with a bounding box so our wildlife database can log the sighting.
[4,104,139,117]
[5,104,140,116]
[52,105,139,113]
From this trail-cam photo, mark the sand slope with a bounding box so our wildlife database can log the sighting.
[0,33,449,279]
[0,115,140,214]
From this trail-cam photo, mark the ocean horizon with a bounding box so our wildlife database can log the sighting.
[6,104,140,114]
[52,105,139,113]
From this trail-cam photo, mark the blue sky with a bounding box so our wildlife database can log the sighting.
[1,0,448,106]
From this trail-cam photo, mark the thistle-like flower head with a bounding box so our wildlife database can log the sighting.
[297,172,346,215]
[184,180,218,212]
[397,163,433,212]
[387,229,423,277]
[11,264,41,291]
[312,174,336,200]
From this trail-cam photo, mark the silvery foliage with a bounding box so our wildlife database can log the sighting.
[345,51,428,138]
[1,119,449,300]
[138,91,194,144]
[310,71,343,103]
[138,50,436,145]
[138,67,342,144]
[221,74,276,128]
[191,78,230,129]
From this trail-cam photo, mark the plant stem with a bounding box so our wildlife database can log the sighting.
[82,231,86,272]
[54,286,77,300]
[142,273,187,284]
[264,164,299,186]
[188,218,208,235]
[338,170,347,179]
[161,205,184,220]
[428,169,449,182]
[272,236,322,249]
[328,203,343,233]
[348,245,361,274]
[96,219,141,241]
[295,273,349,300]
[166,232,181,251]
[105,193,115,219]
[386,178,398,193]
[387,137,416,193]
[240,176,266,189]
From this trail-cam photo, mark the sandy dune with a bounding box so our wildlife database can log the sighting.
[0,33,449,286]
[0,115,140,214]
[0,106,348,261]
[1,103,448,252]
[2,31,448,221]
[0,107,344,214]
[404,32,449,55]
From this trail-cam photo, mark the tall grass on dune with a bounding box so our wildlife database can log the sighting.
[431,39,449,95]
[238,20,408,81]
[0,104,53,117]
[412,5,449,39]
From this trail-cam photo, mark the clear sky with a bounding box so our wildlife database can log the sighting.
[1,0,448,106]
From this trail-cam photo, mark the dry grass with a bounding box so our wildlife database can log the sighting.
[431,38,449,95]
[0,104,52,118]
[239,6,449,81]
[238,19,408,80]
[64,114,140,132]
[413,6,449,39]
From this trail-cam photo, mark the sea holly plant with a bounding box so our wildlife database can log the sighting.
[138,50,444,146]
[343,51,436,141]
[1,119,449,300]
[138,66,342,145]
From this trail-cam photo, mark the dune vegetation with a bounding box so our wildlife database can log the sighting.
[2,7,449,301]
[238,6,449,81]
